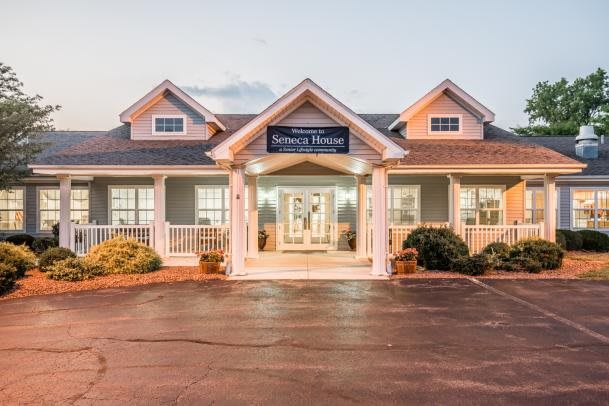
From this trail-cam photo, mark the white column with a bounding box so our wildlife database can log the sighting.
[246,175,258,259]
[153,175,166,256]
[371,166,388,275]
[230,167,246,275]
[355,175,367,259]
[544,174,556,242]
[58,175,71,248]
[448,174,461,234]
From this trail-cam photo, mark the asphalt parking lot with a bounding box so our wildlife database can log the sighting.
[2,278,609,404]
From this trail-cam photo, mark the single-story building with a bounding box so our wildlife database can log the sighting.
[1,78,586,275]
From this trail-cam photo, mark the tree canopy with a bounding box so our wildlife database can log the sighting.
[512,68,609,136]
[0,62,60,190]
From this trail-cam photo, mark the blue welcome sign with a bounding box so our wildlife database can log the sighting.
[267,126,349,154]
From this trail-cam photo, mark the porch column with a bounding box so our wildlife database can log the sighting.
[230,167,246,275]
[543,174,556,242]
[371,166,388,275]
[153,175,166,256]
[58,175,71,248]
[246,175,258,259]
[355,175,367,259]
[448,174,461,234]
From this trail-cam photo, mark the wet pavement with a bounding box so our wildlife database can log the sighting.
[1,279,609,404]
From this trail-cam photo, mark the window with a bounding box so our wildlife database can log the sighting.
[388,186,420,225]
[0,188,24,231]
[572,189,609,229]
[524,188,559,225]
[196,186,229,225]
[153,115,185,134]
[38,188,90,231]
[461,186,504,225]
[110,187,154,225]
[428,114,461,134]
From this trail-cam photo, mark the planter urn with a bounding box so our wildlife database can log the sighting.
[258,237,267,250]
[394,260,417,275]
[199,261,221,274]
[347,238,356,250]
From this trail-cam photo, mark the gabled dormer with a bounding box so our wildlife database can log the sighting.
[119,79,226,141]
[388,79,495,140]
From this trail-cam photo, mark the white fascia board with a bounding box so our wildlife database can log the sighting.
[29,165,227,176]
[389,164,585,176]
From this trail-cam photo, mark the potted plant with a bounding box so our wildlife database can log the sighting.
[258,230,269,250]
[342,230,356,250]
[197,249,224,274]
[393,248,418,274]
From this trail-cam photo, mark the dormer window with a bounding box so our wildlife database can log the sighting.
[428,114,462,134]
[153,115,186,135]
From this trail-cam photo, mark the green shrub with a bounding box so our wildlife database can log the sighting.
[0,242,37,278]
[86,236,161,274]
[32,237,58,254]
[556,229,583,251]
[46,258,105,281]
[0,263,17,294]
[402,226,469,270]
[38,247,77,272]
[451,253,493,276]
[5,234,35,248]
[509,256,543,273]
[509,238,564,270]
[577,230,609,252]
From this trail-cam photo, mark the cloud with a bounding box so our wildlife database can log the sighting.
[183,79,276,113]
[253,37,268,46]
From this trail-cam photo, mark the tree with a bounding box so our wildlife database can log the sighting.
[512,68,609,136]
[0,62,60,189]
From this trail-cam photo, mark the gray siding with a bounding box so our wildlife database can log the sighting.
[388,175,449,222]
[166,176,229,225]
[90,177,154,225]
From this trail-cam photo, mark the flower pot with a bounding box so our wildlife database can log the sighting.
[258,237,267,250]
[199,261,221,274]
[394,260,417,275]
[347,238,356,250]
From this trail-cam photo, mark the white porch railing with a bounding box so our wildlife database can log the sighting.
[70,223,154,256]
[166,223,230,256]
[461,223,544,254]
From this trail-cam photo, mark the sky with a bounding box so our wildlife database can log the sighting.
[1,0,608,131]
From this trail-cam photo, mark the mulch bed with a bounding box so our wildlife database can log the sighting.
[0,267,225,301]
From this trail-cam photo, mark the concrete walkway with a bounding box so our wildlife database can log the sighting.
[230,251,385,280]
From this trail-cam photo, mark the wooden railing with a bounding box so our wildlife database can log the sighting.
[70,223,154,255]
[166,223,230,256]
[461,223,544,254]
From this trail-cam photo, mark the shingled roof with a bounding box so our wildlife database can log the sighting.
[32,114,583,169]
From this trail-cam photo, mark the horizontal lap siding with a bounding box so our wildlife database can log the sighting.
[90,177,154,225]
[462,176,524,224]
[388,175,449,222]
[554,180,609,231]
[166,177,229,225]
[234,102,382,165]
[406,93,482,139]
[131,93,207,140]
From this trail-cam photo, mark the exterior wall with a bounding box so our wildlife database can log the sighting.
[233,102,383,165]
[405,93,483,139]
[387,175,449,223]
[131,93,208,140]
[462,176,524,224]
[165,176,229,225]
[90,177,154,225]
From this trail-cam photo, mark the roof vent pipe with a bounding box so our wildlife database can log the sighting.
[575,125,599,159]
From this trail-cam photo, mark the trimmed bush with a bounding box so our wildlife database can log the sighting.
[38,247,77,272]
[556,229,583,251]
[509,238,564,270]
[0,263,17,294]
[32,237,58,254]
[402,226,469,270]
[577,230,609,252]
[86,236,161,274]
[510,256,543,273]
[46,258,105,281]
[555,231,567,251]
[0,242,37,278]
[451,253,492,276]
[5,234,35,248]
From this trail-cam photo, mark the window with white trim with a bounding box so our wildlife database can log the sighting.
[0,188,24,231]
[387,186,420,225]
[572,189,609,229]
[38,188,90,231]
[196,186,229,225]
[428,114,461,134]
[153,115,185,134]
[460,186,504,225]
[110,187,154,225]
[524,188,558,225]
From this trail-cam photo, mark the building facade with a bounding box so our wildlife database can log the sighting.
[1,78,586,275]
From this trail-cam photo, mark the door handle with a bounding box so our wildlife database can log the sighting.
[307,211,311,230]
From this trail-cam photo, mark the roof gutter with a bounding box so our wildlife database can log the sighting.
[29,165,227,176]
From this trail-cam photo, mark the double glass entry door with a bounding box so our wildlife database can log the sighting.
[277,188,336,250]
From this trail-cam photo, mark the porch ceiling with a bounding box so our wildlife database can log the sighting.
[245,153,372,176]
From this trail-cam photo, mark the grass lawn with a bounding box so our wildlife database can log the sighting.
[578,266,609,279]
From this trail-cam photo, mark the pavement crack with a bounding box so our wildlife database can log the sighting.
[171,363,213,405]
